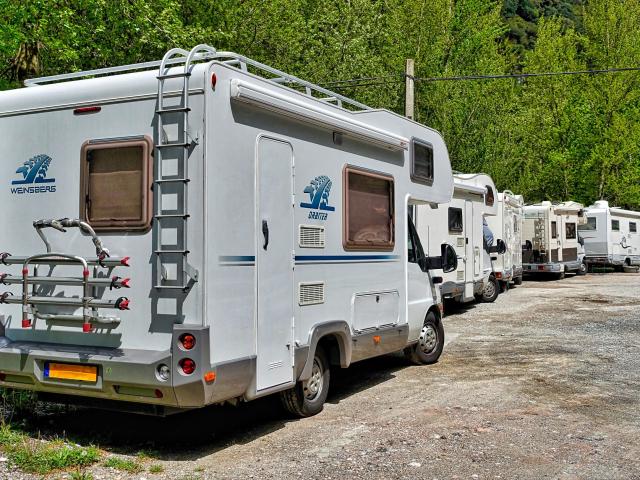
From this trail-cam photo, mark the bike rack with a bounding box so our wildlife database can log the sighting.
[0,218,131,332]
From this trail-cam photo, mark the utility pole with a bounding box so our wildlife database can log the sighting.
[405,58,415,120]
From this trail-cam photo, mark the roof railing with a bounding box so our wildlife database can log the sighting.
[24,46,371,112]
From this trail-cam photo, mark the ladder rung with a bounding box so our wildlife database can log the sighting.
[156,142,190,149]
[157,72,191,80]
[155,214,190,219]
[154,285,189,290]
[155,250,190,254]
[154,178,190,184]
[156,107,191,114]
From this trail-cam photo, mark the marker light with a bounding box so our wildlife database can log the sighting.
[211,73,217,89]
[74,106,102,115]
[179,358,196,375]
[204,371,216,383]
[179,333,196,350]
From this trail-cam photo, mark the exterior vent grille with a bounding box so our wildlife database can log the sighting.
[299,282,325,306]
[299,225,325,248]
[456,270,465,281]
[456,237,465,248]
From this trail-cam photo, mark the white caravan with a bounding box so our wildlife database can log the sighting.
[0,45,458,416]
[415,173,505,305]
[522,201,587,278]
[578,200,640,269]
[486,191,524,289]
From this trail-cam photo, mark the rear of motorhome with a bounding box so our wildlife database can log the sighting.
[486,191,524,289]
[415,173,504,304]
[0,45,459,416]
[522,201,587,278]
[578,200,640,269]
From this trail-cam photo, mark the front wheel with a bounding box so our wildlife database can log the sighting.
[406,311,444,365]
[481,275,500,303]
[280,347,330,418]
[577,261,587,276]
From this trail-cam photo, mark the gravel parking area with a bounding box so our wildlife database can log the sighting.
[2,273,639,479]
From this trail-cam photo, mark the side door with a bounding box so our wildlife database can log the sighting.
[407,215,432,338]
[255,137,295,392]
[465,200,476,299]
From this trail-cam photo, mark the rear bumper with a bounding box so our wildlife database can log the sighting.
[0,331,252,411]
[523,262,563,273]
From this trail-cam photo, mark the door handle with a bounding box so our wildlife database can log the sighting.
[262,219,269,250]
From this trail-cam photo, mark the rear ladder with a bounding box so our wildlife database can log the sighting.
[154,45,215,292]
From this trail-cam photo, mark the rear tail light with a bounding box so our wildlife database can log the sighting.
[179,358,196,375]
[179,333,196,350]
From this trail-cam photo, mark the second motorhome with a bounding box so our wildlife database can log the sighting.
[486,191,524,289]
[579,200,640,269]
[522,201,587,278]
[0,45,458,417]
[416,173,505,304]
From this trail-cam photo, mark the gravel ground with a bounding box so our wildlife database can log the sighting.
[2,273,639,479]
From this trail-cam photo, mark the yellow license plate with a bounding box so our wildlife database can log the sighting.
[44,363,98,382]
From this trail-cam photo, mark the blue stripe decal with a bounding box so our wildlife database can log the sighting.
[295,255,400,261]
[219,255,255,262]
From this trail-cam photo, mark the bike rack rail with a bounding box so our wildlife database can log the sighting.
[0,218,131,332]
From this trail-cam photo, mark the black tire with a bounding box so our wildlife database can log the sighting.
[556,271,566,280]
[513,276,523,285]
[406,311,444,365]
[280,347,330,418]
[481,275,500,303]
[577,261,587,276]
[500,280,509,293]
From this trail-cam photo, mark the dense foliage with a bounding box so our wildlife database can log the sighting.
[1,0,639,208]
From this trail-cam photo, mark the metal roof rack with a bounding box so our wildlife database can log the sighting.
[24,45,371,112]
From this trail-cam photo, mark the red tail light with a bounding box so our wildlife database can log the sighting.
[179,358,196,375]
[211,73,217,89]
[179,333,196,350]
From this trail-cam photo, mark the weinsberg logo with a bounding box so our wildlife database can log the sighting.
[10,154,57,194]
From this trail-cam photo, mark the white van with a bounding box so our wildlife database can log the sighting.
[579,200,640,270]
[0,45,459,416]
[415,173,505,305]
[522,201,587,278]
[486,191,524,290]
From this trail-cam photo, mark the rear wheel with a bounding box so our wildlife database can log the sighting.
[481,275,500,303]
[577,261,587,276]
[406,311,444,365]
[280,347,330,418]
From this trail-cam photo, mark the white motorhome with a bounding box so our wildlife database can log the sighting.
[0,45,458,416]
[415,173,505,305]
[578,200,640,269]
[486,191,524,289]
[522,201,587,278]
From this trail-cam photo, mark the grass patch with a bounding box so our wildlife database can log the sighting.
[103,456,143,473]
[69,469,94,480]
[149,464,164,473]
[0,423,100,474]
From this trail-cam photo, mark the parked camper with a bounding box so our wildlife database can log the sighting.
[578,200,640,270]
[522,201,587,278]
[415,173,505,305]
[486,191,524,290]
[0,45,459,417]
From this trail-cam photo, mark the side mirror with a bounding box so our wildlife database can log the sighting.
[441,243,458,274]
[578,236,585,246]
[496,239,506,255]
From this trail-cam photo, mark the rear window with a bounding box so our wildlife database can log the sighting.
[551,221,557,239]
[485,186,495,207]
[448,207,463,233]
[80,137,153,231]
[612,219,620,231]
[631,222,637,233]
[410,139,434,185]
[578,217,597,231]
[565,222,576,239]
[343,167,394,250]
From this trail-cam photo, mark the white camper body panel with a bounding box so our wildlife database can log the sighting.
[579,201,640,267]
[416,173,498,303]
[522,201,585,275]
[0,50,454,411]
[486,191,524,283]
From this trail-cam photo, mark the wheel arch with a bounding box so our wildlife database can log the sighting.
[298,321,352,381]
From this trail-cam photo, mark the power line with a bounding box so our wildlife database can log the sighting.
[321,66,640,90]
